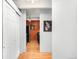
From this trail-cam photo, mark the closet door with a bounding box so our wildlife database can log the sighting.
[3,1,20,59]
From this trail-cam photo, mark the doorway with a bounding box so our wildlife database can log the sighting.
[26,19,40,52]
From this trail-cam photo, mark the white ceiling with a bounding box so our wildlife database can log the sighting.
[13,0,52,9]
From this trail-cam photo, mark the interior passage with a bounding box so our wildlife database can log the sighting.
[18,19,52,59]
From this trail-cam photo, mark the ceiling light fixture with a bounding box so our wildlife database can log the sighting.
[32,0,34,4]
[26,0,39,4]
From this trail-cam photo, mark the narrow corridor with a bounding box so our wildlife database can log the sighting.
[18,20,52,59]
[18,40,52,59]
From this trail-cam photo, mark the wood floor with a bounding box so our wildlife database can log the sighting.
[18,52,52,59]
[18,41,52,59]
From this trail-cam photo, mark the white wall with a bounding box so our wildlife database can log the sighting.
[3,0,21,59]
[52,0,77,59]
[40,9,52,52]
[19,9,26,52]
[26,9,40,18]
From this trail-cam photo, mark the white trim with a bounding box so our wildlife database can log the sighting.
[6,0,22,16]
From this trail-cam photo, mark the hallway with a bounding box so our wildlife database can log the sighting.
[18,40,52,59]
[3,0,52,59]
[18,20,52,59]
[3,0,77,59]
